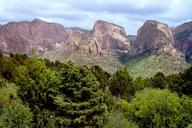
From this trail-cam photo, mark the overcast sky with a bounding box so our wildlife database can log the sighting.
[0,0,191,34]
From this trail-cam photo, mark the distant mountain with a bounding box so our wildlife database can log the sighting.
[172,21,192,62]
[0,19,70,54]
[0,18,191,76]
[129,20,184,59]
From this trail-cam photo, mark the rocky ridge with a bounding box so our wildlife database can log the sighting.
[0,19,192,62]
[172,21,192,61]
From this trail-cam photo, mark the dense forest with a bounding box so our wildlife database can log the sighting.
[0,53,192,128]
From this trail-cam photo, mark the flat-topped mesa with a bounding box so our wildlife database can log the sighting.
[131,20,184,59]
[92,20,130,51]
[0,19,70,54]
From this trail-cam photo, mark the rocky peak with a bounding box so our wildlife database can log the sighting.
[173,21,192,61]
[92,20,130,51]
[0,19,70,54]
[173,21,192,35]
[93,20,126,36]
[131,20,184,59]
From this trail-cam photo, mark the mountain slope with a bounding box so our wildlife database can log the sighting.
[127,53,189,77]
[0,19,191,77]
[41,49,124,73]
[173,21,192,62]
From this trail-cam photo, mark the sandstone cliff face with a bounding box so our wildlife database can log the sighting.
[63,29,102,55]
[63,20,131,55]
[131,20,184,59]
[1,18,191,61]
[0,19,70,54]
[0,19,130,56]
[92,20,130,51]
[173,21,192,54]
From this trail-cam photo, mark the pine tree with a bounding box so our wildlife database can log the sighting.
[109,67,134,100]
[50,62,108,127]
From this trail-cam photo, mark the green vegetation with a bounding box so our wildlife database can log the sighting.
[126,53,189,77]
[0,53,192,127]
[0,101,33,128]
[42,48,190,78]
[116,89,192,128]
[109,67,135,100]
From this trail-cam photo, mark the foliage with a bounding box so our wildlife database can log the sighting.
[50,62,108,127]
[104,109,138,128]
[127,53,189,78]
[15,56,60,126]
[167,66,192,96]
[120,89,184,128]
[0,101,33,128]
[151,72,166,89]
[0,79,18,108]
[109,67,135,100]
[179,96,192,127]
[90,65,111,90]
[0,53,29,81]
[15,57,108,127]
[166,74,184,96]
[133,77,152,91]
[0,53,192,127]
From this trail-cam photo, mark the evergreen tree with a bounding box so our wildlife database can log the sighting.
[109,67,134,99]
[90,65,111,90]
[167,66,192,96]
[151,72,166,89]
[15,57,60,126]
[50,62,108,127]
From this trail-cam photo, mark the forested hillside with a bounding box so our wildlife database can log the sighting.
[0,53,192,128]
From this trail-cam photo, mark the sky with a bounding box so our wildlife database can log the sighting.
[0,0,191,34]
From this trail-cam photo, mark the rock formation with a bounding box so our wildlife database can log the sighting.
[0,19,130,56]
[1,18,192,61]
[172,21,192,61]
[173,21,192,53]
[92,20,130,51]
[130,20,184,59]
[62,20,131,55]
[0,19,70,54]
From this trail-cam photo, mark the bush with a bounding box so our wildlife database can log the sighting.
[120,89,184,128]
[0,101,33,128]
[104,110,138,128]
[0,80,18,108]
